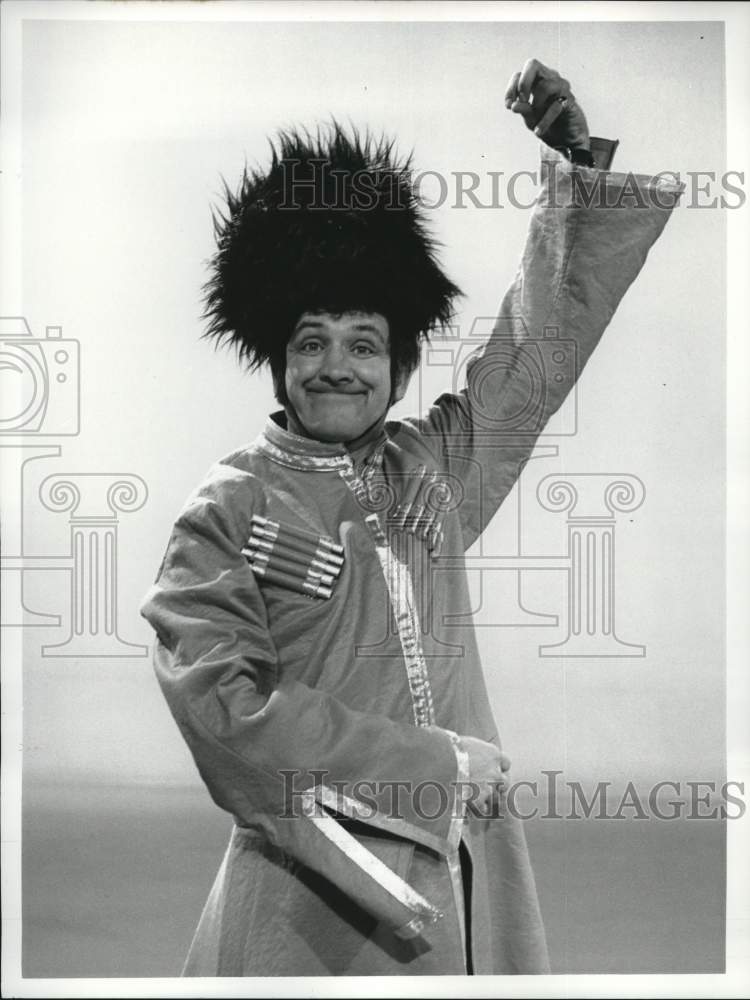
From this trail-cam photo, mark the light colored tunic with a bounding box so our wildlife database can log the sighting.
[140,148,682,975]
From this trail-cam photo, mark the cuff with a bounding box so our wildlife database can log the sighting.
[439,728,470,852]
[297,788,444,938]
[590,136,620,171]
[552,136,620,171]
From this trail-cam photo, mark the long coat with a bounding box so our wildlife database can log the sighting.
[140,148,681,975]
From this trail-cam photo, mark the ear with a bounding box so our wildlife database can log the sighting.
[391,370,411,405]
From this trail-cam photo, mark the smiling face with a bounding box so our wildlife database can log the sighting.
[284,311,408,443]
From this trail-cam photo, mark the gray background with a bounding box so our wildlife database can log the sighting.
[17,18,725,976]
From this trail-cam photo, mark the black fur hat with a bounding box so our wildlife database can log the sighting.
[202,122,461,385]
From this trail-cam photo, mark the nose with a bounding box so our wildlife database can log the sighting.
[318,343,354,384]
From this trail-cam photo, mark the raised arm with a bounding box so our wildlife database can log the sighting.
[397,59,683,549]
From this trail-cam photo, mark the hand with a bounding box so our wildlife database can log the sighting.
[504,58,590,151]
[459,736,512,815]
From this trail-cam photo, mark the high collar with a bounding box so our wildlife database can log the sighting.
[258,410,388,471]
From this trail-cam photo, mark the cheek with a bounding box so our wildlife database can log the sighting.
[361,361,392,398]
[285,359,308,395]
[379,373,394,404]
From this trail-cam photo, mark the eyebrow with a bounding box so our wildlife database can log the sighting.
[349,323,387,343]
[293,318,325,331]
[293,318,388,343]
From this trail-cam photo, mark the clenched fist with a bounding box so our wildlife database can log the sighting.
[505,58,590,151]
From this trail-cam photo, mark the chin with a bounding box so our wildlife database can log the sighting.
[316,425,358,443]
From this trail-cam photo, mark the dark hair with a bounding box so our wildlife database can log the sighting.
[202,122,461,390]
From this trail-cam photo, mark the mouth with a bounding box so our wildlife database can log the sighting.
[305,388,366,397]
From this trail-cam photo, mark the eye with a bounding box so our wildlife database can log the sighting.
[298,339,323,354]
[352,342,377,357]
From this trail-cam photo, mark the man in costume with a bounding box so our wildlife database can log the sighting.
[140,60,682,975]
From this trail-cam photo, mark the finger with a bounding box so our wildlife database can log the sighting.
[493,781,508,802]
[470,788,500,817]
[467,788,491,816]
[529,75,569,108]
[504,71,521,109]
[499,751,512,773]
[533,97,566,138]
[510,99,535,127]
[517,57,550,103]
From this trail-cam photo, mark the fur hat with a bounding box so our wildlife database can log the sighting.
[202,122,461,384]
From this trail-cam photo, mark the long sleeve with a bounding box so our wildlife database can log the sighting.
[398,144,684,549]
[140,465,466,937]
